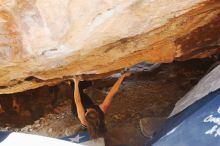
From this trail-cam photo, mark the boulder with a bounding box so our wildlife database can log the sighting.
[0,0,220,93]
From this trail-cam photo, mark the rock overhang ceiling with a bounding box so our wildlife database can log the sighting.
[0,0,220,94]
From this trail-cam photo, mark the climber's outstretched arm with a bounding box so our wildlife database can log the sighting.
[100,72,131,113]
[73,77,87,126]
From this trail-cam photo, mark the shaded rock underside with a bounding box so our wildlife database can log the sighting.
[0,59,213,146]
[0,0,219,94]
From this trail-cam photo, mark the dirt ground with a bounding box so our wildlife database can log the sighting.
[0,59,213,146]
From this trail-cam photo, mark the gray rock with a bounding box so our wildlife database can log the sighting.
[139,117,166,138]
[48,128,53,133]
[28,128,33,132]
[65,124,81,136]
[35,124,41,128]
[34,120,40,124]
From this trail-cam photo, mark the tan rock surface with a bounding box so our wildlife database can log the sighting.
[0,0,220,93]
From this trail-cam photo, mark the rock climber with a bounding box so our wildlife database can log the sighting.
[71,72,131,139]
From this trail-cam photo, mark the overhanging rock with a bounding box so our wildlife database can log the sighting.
[0,0,220,94]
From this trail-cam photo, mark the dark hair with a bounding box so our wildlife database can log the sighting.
[85,110,106,139]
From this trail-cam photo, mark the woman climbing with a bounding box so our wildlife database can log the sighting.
[71,72,131,139]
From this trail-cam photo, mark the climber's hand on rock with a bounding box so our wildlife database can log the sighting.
[73,75,82,83]
[122,72,131,78]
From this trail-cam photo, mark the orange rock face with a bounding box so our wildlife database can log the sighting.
[0,0,219,94]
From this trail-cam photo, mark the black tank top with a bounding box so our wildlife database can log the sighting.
[71,81,104,120]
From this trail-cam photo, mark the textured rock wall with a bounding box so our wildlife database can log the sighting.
[0,0,220,94]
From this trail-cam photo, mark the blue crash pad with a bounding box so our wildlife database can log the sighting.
[148,88,220,146]
[0,131,105,146]
[0,132,82,146]
[61,131,90,143]
[0,130,104,146]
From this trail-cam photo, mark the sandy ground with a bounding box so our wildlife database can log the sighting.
[0,59,213,146]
